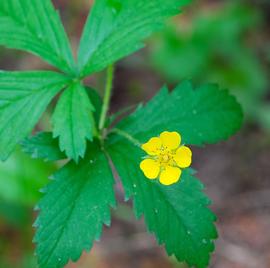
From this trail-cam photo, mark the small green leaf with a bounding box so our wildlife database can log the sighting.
[0,71,68,161]
[35,142,116,268]
[52,82,95,162]
[85,87,103,123]
[107,140,217,268]
[21,132,66,162]
[114,81,243,146]
[78,0,191,76]
[0,0,75,73]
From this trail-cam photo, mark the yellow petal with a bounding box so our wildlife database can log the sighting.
[141,137,162,156]
[159,166,182,185]
[160,131,181,150]
[174,146,192,168]
[140,159,160,179]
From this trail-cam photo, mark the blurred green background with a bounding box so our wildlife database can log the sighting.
[0,0,270,267]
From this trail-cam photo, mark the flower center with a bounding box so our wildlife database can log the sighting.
[157,149,174,167]
[162,154,169,162]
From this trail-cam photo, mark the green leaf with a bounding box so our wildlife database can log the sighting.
[85,87,103,123]
[78,0,191,76]
[114,81,243,146]
[0,0,74,73]
[35,141,116,268]
[107,140,217,268]
[0,71,68,161]
[52,82,95,162]
[21,132,66,162]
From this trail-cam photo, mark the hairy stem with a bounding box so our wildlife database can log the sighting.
[111,128,141,147]
[99,64,115,131]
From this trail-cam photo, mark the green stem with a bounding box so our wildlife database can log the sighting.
[99,64,115,131]
[111,128,141,147]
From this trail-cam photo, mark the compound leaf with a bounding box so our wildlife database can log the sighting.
[0,71,68,161]
[35,142,116,268]
[21,132,66,162]
[0,0,74,73]
[52,82,95,162]
[78,0,191,76]
[107,140,217,268]
[114,81,243,146]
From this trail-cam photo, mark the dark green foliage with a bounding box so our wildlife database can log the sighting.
[21,132,66,162]
[0,0,75,73]
[27,80,242,268]
[0,1,245,268]
[0,0,192,162]
[107,140,217,268]
[78,0,191,77]
[52,82,95,162]
[0,71,68,161]
[114,81,243,146]
[34,142,116,268]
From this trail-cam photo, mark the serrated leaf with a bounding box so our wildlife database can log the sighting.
[107,140,217,268]
[0,71,68,161]
[78,0,191,77]
[21,132,66,162]
[35,142,116,268]
[52,82,95,162]
[0,0,74,73]
[114,81,243,146]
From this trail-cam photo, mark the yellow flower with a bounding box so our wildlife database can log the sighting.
[140,131,192,185]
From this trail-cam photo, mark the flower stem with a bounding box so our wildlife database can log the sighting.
[99,64,114,131]
[111,128,141,147]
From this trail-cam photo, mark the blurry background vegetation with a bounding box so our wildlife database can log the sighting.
[0,0,270,267]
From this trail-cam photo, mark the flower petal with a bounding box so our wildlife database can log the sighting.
[141,137,162,156]
[174,146,192,168]
[140,159,160,179]
[160,131,181,150]
[159,166,182,185]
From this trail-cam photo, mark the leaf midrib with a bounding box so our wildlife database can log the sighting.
[80,2,176,74]
[0,82,66,111]
[0,8,71,70]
